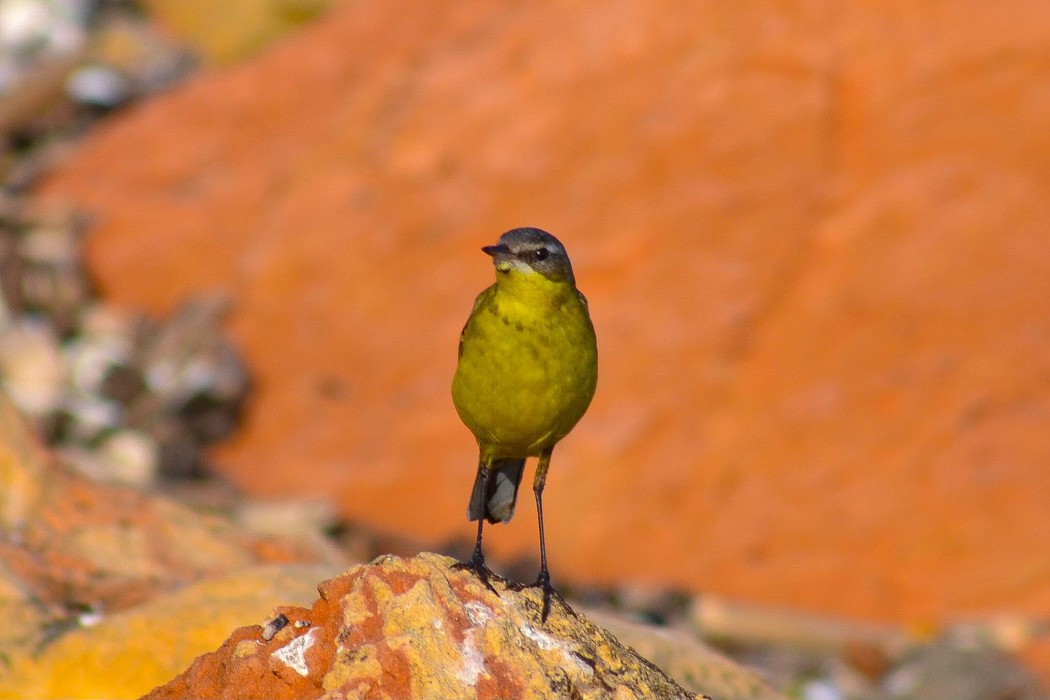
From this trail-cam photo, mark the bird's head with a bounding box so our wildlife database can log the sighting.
[482,227,576,285]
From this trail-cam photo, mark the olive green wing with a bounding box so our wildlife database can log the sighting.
[458,284,496,358]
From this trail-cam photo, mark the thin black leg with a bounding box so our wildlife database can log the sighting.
[529,446,575,622]
[453,464,499,594]
[468,514,486,568]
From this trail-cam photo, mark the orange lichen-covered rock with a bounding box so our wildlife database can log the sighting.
[0,388,335,697]
[143,553,713,700]
[0,455,325,614]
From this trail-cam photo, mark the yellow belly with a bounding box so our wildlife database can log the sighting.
[452,284,597,460]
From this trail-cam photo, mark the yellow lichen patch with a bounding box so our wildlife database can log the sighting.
[321,643,384,695]
[233,639,260,659]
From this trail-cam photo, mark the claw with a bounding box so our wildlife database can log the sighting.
[452,552,501,596]
[521,569,576,622]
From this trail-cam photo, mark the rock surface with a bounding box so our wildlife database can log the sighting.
[143,0,337,63]
[0,379,49,530]
[584,609,786,700]
[36,0,1050,648]
[0,389,336,697]
[143,553,727,700]
[0,564,338,700]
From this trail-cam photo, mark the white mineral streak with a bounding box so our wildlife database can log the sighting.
[458,600,494,685]
[271,627,319,677]
[521,623,592,675]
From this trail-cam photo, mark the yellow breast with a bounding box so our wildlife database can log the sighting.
[452,274,598,460]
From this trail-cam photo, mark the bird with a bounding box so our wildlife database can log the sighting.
[451,226,598,621]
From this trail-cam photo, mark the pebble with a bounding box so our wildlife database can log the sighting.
[0,317,65,416]
[65,335,130,395]
[66,63,130,107]
[99,428,159,487]
[0,1,59,52]
[1,206,249,483]
[237,499,339,540]
[0,0,87,73]
[61,394,122,440]
[801,679,842,700]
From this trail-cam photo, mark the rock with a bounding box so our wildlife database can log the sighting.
[0,460,328,611]
[0,387,337,688]
[0,564,340,700]
[0,222,252,480]
[137,295,248,411]
[583,608,787,700]
[235,498,338,538]
[142,0,337,64]
[880,643,1047,700]
[0,381,49,530]
[88,12,193,96]
[96,427,160,486]
[0,395,54,678]
[35,0,1050,652]
[143,553,718,700]
[66,63,130,108]
[0,317,65,417]
[689,596,910,659]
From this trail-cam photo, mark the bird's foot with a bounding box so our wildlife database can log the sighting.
[452,552,502,596]
[509,569,576,623]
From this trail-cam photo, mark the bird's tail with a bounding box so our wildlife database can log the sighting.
[468,458,527,524]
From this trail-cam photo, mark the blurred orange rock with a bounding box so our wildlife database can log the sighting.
[38,0,1050,637]
[0,387,328,603]
[0,564,336,699]
[0,388,337,696]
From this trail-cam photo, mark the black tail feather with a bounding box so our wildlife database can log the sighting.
[467,458,526,524]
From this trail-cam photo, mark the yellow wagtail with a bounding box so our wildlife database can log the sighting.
[452,227,598,621]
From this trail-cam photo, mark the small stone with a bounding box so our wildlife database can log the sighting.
[141,296,249,409]
[16,218,91,331]
[98,428,158,487]
[0,0,53,52]
[18,223,77,266]
[883,643,1046,700]
[236,499,338,540]
[78,608,104,628]
[0,318,65,416]
[64,333,133,396]
[261,613,289,641]
[61,394,122,440]
[66,64,130,107]
[801,679,842,700]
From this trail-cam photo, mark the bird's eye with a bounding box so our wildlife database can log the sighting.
[534,247,550,262]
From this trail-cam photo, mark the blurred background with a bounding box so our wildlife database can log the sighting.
[2,0,1050,697]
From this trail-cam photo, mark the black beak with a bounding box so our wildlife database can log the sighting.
[482,243,511,257]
